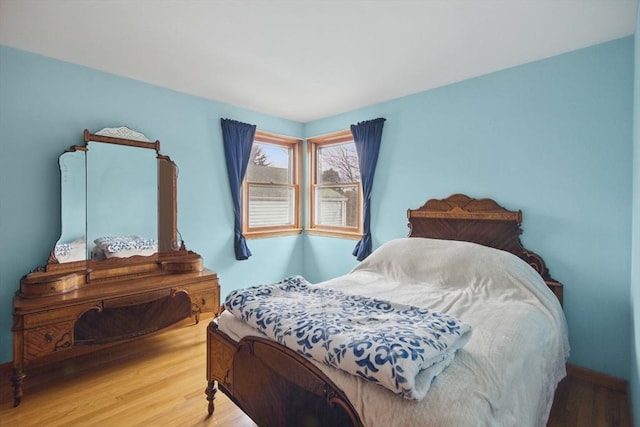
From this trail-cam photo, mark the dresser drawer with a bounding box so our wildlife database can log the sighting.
[23,321,74,361]
[21,302,99,328]
[191,290,220,316]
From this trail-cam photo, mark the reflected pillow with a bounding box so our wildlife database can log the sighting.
[103,247,158,259]
[93,235,158,254]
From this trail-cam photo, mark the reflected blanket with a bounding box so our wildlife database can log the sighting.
[224,275,472,400]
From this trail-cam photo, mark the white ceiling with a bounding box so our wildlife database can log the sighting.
[0,0,637,122]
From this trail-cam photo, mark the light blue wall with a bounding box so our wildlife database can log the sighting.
[631,7,640,426]
[0,45,305,364]
[305,37,634,380]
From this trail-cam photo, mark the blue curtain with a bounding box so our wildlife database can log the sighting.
[351,118,386,261]
[221,118,256,260]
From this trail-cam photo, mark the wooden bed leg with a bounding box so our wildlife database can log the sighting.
[205,380,217,415]
[11,368,25,407]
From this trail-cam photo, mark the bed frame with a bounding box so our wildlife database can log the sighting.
[205,194,563,426]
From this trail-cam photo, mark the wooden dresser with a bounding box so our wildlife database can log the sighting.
[11,127,222,407]
[12,255,220,407]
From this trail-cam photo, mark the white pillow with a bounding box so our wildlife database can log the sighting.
[352,237,539,291]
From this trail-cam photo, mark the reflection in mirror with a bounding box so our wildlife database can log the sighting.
[86,141,158,260]
[54,149,87,262]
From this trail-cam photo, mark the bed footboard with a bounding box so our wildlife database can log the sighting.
[206,320,363,426]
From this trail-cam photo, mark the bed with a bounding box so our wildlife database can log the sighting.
[205,194,569,426]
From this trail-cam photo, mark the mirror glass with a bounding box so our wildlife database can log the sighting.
[54,149,88,262]
[86,141,158,261]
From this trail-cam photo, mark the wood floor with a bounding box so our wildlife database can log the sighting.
[548,373,632,427]
[0,317,631,426]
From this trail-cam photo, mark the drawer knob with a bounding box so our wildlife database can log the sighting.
[44,332,54,343]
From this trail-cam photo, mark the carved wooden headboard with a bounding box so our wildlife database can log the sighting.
[407,194,563,305]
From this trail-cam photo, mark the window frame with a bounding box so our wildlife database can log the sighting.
[242,130,303,239]
[307,130,363,240]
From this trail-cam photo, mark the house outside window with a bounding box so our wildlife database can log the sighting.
[243,131,302,238]
[307,130,363,239]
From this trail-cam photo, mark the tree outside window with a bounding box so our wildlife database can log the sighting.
[242,131,302,238]
[307,130,363,239]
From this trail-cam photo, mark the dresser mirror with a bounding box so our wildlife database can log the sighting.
[86,139,158,261]
[20,126,199,298]
[55,148,88,262]
[50,127,178,265]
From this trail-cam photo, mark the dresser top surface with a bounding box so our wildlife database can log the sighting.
[14,268,218,312]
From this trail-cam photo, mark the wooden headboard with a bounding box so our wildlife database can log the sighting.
[407,194,563,305]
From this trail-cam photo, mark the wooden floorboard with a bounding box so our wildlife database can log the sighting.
[548,375,632,427]
[0,317,631,426]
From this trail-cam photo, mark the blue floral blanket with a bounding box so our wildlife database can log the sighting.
[224,276,472,400]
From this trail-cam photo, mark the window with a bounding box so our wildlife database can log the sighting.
[307,130,362,239]
[243,131,302,238]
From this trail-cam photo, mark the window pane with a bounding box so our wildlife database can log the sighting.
[247,142,291,184]
[248,185,294,227]
[315,185,359,228]
[318,143,360,184]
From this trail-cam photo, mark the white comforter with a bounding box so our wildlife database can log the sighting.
[219,237,570,427]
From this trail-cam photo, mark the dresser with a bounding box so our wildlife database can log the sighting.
[12,255,220,407]
[11,126,220,407]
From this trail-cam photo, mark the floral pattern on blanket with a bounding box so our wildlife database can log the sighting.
[224,275,472,399]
